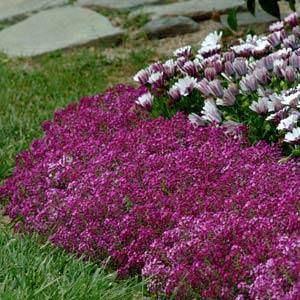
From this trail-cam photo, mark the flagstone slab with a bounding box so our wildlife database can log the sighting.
[130,0,246,20]
[0,6,124,57]
[142,16,199,39]
[221,11,278,28]
[76,0,160,10]
[0,0,68,22]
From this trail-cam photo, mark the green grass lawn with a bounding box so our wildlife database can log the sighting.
[0,46,155,299]
[0,228,148,300]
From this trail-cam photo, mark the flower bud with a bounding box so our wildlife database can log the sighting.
[223,51,235,62]
[224,61,235,76]
[209,79,224,98]
[284,12,298,28]
[240,75,258,93]
[233,58,248,76]
[253,67,269,85]
[284,66,296,83]
[204,67,217,81]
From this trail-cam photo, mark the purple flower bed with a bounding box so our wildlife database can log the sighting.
[1,85,299,299]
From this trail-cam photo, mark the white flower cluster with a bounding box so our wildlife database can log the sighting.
[133,12,300,144]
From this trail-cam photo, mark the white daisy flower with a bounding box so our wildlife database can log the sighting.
[174,76,198,97]
[188,113,205,126]
[201,98,222,123]
[173,45,192,58]
[135,92,154,109]
[284,127,300,142]
[201,31,223,47]
[277,113,299,131]
[148,72,164,85]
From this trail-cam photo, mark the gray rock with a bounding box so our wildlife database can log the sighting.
[0,7,124,57]
[142,16,199,39]
[0,0,68,22]
[130,0,246,20]
[221,11,277,27]
[76,0,160,10]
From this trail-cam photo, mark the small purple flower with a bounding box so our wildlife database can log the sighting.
[204,67,217,81]
[240,75,258,93]
[211,60,223,73]
[163,59,177,77]
[148,71,164,87]
[269,21,284,33]
[231,43,254,57]
[173,45,192,58]
[262,54,276,70]
[284,127,300,142]
[284,12,298,28]
[200,54,222,69]
[216,88,236,106]
[283,66,296,83]
[188,113,205,126]
[274,47,292,59]
[268,31,282,47]
[250,97,269,115]
[283,35,297,49]
[133,68,150,85]
[252,39,271,57]
[224,61,235,76]
[201,98,222,123]
[277,113,300,131]
[279,29,288,41]
[253,67,269,85]
[135,92,154,110]
[198,44,221,58]
[148,61,164,73]
[222,120,243,138]
[233,58,248,77]
[168,86,181,101]
[289,53,300,69]
[174,76,198,97]
[228,83,239,96]
[176,56,188,68]
[268,94,284,112]
[196,78,212,97]
[292,25,300,38]
[209,79,224,98]
[282,89,300,107]
[180,61,199,77]
[273,59,287,77]
[223,51,235,62]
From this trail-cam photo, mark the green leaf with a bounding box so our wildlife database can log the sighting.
[227,8,238,31]
[258,0,280,19]
[247,0,256,15]
[289,0,296,11]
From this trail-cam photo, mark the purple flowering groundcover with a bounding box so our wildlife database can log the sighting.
[1,84,299,299]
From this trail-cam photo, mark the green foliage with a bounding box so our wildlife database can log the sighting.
[150,90,205,119]
[124,13,150,30]
[227,9,238,32]
[246,0,296,18]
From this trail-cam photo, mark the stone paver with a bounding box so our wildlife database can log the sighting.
[76,0,160,10]
[130,0,246,20]
[0,6,124,57]
[221,11,277,28]
[142,16,199,39]
[0,0,68,22]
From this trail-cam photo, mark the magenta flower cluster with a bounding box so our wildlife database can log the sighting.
[1,85,299,299]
